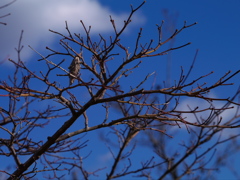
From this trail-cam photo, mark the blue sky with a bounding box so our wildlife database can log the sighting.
[2,0,240,75]
[1,0,240,179]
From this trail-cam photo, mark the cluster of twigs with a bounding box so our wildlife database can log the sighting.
[0,1,240,179]
[0,0,16,25]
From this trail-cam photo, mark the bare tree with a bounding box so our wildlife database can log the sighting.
[0,1,240,179]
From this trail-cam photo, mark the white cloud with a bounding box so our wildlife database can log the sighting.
[176,95,239,136]
[0,0,145,63]
[177,97,211,124]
